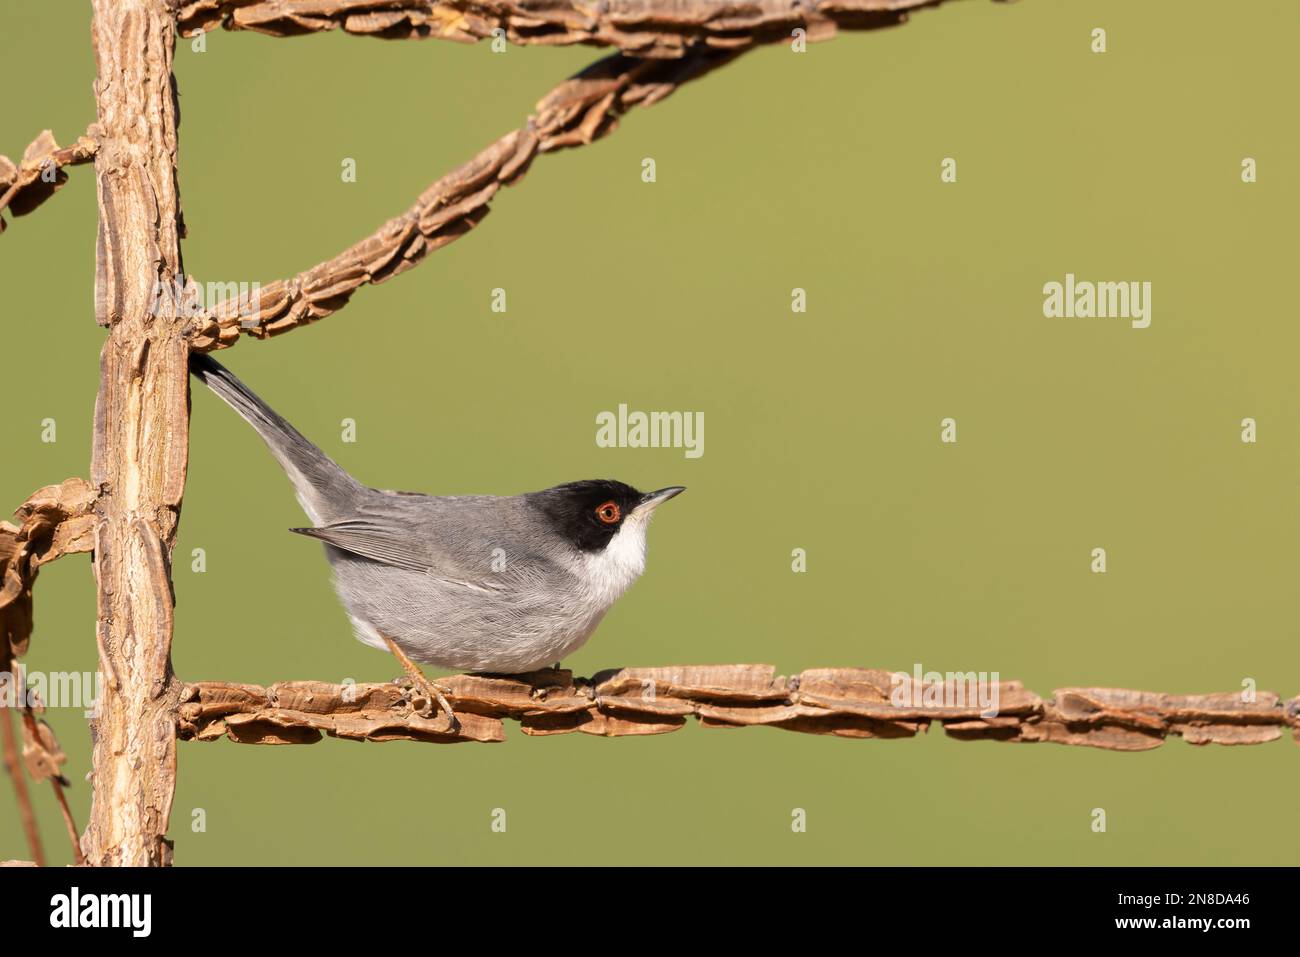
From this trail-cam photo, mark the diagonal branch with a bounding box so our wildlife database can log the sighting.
[187,48,739,349]
[0,705,43,867]
[0,129,98,234]
[188,0,989,349]
[177,0,963,57]
[180,666,1300,751]
[17,699,85,865]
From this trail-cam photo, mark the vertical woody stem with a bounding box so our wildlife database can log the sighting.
[82,0,188,867]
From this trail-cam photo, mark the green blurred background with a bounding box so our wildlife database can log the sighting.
[3,0,1298,866]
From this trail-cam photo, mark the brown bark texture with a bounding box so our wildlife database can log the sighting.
[0,480,97,660]
[81,0,190,868]
[0,129,98,233]
[182,666,1300,751]
[177,0,956,56]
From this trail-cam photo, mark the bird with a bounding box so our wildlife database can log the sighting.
[188,353,684,730]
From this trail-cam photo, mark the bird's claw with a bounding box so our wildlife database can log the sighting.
[394,674,461,734]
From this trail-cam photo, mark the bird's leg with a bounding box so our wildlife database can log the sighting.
[382,634,460,734]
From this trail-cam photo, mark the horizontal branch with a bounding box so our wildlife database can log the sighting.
[187,48,738,349]
[177,0,956,57]
[180,666,1300,751]
[0,129,98,234]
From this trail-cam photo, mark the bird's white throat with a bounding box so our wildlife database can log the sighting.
[579,512,650,606]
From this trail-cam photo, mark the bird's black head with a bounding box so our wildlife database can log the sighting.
[528,479,684,553]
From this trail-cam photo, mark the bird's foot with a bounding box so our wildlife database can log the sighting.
[394,674,460,734]
[381,632,460,734]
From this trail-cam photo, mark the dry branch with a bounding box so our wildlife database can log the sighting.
[0,480,97,662]
[0,481,97,866]
[188,49,739,349]
[188,0,983,349]
[177,0,958,57]
[17,706,84,865]
[0,483,95,866]
[82,0,191,868]
[0,705,43,866]
[181,666,1300,752]
[0,129,98,233]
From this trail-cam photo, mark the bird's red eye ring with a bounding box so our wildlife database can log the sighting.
[595,501,621,524]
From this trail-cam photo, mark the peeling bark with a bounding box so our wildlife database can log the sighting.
[0,129,98,233]
[176,0,956,56]
[0,479,96,660]
[82,0,189,868]
[181,667,1300,751]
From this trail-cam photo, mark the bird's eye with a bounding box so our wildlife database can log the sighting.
[595,501,621,524]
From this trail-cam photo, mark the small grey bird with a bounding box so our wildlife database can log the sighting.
[189,354,683,724]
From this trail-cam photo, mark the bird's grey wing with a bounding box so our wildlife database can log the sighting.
[290,519,442,574]
[290,497,557,594]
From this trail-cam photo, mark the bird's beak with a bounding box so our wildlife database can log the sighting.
[635,486,686,515]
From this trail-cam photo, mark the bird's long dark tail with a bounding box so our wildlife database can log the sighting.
[189,353,364,525]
